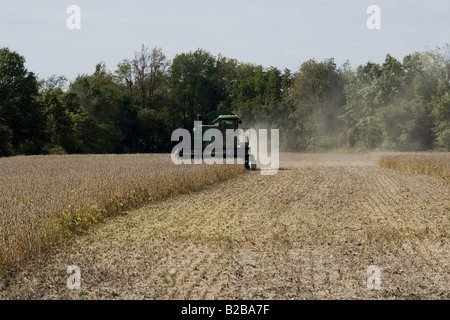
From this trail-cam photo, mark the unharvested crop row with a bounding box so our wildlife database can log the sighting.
[0,154,245,271]
[379,153,449,186]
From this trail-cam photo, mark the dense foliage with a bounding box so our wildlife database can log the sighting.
[0,45,449,156]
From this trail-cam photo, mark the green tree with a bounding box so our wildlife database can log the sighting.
[342,54,408,150]
[170,49,219,128]
[132,45,170,109]
[230,64,288,127]
[286,58,346,150]
[38,88,78,153]
[69,63,130,153]
[0,47,48,155]
[216,55,239,111]
[70,108,113,153]
[0,123,13,156]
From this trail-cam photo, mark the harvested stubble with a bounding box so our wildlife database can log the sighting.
[0,154,245,271]
[379,153,450,186]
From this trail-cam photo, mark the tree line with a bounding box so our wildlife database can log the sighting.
[0,44,449,157]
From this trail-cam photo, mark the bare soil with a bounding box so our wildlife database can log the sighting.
[1,154,449,300]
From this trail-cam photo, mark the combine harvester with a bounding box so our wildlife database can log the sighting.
[175,111,257,170]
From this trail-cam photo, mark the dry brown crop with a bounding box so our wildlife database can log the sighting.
[0,154,245,272]
[379,153,449,186]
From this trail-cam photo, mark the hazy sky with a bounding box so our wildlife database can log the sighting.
[1,0,449,81]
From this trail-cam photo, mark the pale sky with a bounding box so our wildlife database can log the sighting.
[0,0,449,81]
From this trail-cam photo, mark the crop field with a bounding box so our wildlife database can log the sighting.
[0,153,449,299]
[379,153,449,186]
[0,155,245,272]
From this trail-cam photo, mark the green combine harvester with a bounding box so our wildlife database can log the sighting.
[193,111,256,170]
